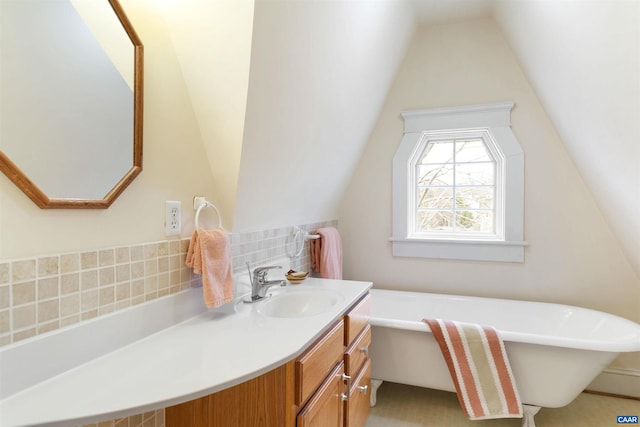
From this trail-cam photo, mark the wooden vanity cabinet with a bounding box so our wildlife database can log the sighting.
[166,292,371,427]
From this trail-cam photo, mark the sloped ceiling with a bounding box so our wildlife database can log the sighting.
[492,0,640,277]
[411,0,491,22]
[233,0,415,230]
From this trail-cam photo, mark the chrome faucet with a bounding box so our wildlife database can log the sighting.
[244,265,287,303]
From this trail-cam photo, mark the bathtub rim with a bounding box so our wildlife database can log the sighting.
[369,288,640,353]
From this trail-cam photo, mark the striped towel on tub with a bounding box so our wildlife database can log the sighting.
[423,319,523,420]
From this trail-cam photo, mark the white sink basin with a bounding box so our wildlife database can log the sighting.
[258,289,344,318]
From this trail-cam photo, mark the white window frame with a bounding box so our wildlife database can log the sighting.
[391,102,527,262]
[409,128,504,240]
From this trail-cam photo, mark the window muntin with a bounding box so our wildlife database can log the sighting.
[409,131,504,240]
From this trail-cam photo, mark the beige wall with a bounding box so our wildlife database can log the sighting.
[0,0,217,259]
[338,18,640,370]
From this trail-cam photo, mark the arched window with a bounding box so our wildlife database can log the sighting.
[391,103,526,262]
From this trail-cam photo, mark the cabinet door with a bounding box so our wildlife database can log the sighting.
[344,359,371,427]
[297,362,345,427]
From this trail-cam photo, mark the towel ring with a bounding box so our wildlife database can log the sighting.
[195,201,222,230]
[286,227,305,259]
[286,226,321,259]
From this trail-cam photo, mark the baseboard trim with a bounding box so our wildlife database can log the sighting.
[584,390,640,401]
[586,367,640,399]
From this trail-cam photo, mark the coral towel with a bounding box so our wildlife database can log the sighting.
[310,227,343,280]
[185,228,234,308]
[423,319,523,420]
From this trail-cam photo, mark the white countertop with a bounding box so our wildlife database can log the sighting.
[0,278,371,427]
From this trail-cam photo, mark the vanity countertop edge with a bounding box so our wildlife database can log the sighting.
[0,278,372,427]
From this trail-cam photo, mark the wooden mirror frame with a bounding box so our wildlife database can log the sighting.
[0,0,143,209]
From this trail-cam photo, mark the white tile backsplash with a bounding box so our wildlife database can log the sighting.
[0,220,337,348]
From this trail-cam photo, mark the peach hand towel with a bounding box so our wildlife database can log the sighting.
[423,319,522,420]
[185,227,234,308]
[310,227,343,280]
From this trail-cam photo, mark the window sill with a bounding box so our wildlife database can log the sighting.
[389,237,528,263]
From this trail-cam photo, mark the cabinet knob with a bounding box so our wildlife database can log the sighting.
[357,385,369,395]
[341,373,351,384]
[341,393,349,402]
[359,346,369,357]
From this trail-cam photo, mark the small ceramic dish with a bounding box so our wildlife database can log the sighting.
[286,271,308,284]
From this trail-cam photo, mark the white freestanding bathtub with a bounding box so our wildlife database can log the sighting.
[368,289,640,426]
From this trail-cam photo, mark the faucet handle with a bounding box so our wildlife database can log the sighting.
[246,261,254,286]
[253,265,282,284]
[253,265,282,280]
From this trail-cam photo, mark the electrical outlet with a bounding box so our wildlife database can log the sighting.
[165,201,182,236]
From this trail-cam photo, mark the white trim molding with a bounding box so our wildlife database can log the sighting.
[587,367,640,399]
[389,237,528,263]
[392,102,526,262]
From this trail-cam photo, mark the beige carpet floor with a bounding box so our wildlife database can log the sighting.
[366,382,639,427]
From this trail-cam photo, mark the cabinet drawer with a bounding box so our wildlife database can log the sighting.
[345,359,371,427]
[297,361,345,427]
[344,324,371,377]
[296,320,345,406]
[344,294,370,346]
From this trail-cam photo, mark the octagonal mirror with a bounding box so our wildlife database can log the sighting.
[0,0,143,209]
